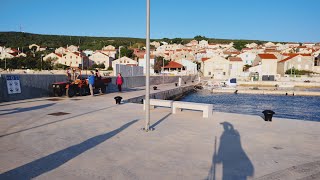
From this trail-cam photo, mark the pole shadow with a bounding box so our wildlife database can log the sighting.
[150,113,171,130]
[0,119,139,180]
[0,103,55,116]
[207,122,254,180]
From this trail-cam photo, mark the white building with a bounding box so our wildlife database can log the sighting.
[138,54,155,74]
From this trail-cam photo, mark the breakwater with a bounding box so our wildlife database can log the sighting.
[0,74,196,102]
[125,85,195,103]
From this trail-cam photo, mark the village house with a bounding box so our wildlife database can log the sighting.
[89,51,112,68]
[245,43,258,48]
[237,51,257,65]
[112,56,138,72]
[101,45,117,59]
[43,53,63,64]
[229,57,244,77]
[162,61,183,75]
[175,59,198,75]
[55,47,68,54]
[170,50,195,61]
[201,55,230,79]
[277,54,314,76]
[251,54,278,79]
[0,51,16,59]
[67,45,79,52]
[61,51,88,68]
[138,54,155,75]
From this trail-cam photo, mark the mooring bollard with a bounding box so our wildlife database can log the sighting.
[114,96,123,104]
[153,86,157,90]
[175,83,178,87]
[262,110,275,122]
[184,81,187,84]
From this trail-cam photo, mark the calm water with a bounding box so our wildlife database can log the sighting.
[180,90,320,122]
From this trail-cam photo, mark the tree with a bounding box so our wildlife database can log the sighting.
[154,56,169,73]
[194,35,208,41]
[116,47,135,59]
[243,64,252,72]
[233,41,248,50]
[171,38,183,44]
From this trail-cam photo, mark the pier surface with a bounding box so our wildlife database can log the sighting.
[1,83,320,180]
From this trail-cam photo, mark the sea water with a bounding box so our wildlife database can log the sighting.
[180,90,320,122]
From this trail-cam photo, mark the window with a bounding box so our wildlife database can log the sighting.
[223,72,226,75]
[70,56,72,59]
[65,62,66,65]
[208,72,211,75]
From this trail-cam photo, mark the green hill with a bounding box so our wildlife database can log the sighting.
[0,31,267,51]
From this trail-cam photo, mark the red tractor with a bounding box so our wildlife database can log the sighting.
[52,68,111,97]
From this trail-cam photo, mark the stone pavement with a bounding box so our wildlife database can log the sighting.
[0,84,320,180]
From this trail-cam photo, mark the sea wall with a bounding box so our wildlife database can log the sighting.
[0,74,197,102]
[125,85,195,103]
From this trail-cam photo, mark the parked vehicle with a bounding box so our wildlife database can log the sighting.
[52,68,111,97]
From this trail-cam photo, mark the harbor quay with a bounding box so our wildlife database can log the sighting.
[0,83,320,180]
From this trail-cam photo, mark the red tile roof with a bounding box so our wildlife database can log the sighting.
[55,53,62,57]
[279,54,299,63]
[278,54,312,63]
[201,58,210,62]
[258,54,277,59]
[163,61,183,68]
[229,57,242,62]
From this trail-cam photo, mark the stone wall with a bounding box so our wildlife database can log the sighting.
[0,74,197,102]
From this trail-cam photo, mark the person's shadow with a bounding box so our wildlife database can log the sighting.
[208,122,254,180]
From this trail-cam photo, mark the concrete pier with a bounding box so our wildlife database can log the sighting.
[0,83,319,180]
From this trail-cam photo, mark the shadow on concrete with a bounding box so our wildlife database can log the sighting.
[0,103,55,116]
[0,99,48,107]
[0,119,139,180]
[0,105,118,138]
[207,122,254,180]
[150,113,171,130]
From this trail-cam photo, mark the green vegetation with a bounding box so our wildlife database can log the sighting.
[0,52,54,70]
[0,32,269,53]
[285,68,316,75]
[91,63,105,70]
[154,56,169,73]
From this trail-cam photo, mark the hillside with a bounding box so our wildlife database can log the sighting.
[0,31,268,51]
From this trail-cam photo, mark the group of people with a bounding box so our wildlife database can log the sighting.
[88,71,124,96]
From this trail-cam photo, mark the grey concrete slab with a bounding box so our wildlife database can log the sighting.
[0,84,319,180]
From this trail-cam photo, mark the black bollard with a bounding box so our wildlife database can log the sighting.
[285,92,288,96]
[234,90,238,94]
[192,80,194,83]
[175,83,178,87]
[184,82,187,84]
[114,96,123,104]
[153,86,157,90]
[262,110,275,122]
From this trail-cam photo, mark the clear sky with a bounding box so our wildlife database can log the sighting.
[1,0,319,42]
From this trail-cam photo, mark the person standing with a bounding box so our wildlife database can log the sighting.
[88,71,95,96]
[95,69,102,94]
[116,73,124,92]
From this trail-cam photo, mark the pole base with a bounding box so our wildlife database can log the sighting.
[141,127,154,132]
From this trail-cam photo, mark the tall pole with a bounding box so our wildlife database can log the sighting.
[145,0,151,131]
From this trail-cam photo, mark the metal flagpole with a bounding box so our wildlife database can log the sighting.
[144,0,151,131]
